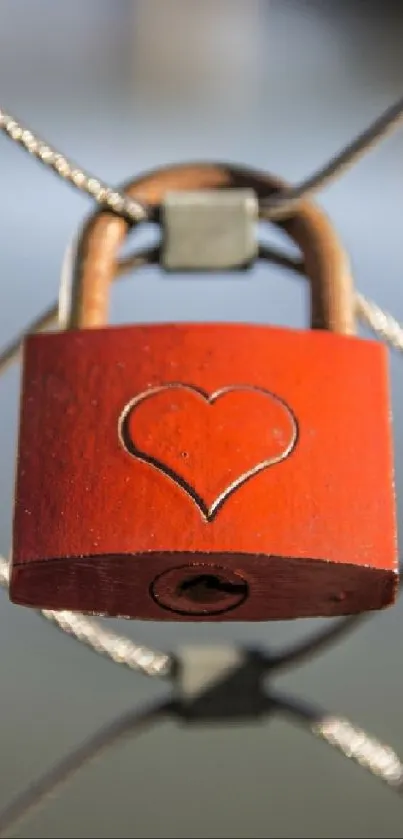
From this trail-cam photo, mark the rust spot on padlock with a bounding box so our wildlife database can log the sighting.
[10,162,398,621]
[150,565,249,615]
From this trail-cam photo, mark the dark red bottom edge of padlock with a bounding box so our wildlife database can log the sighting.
[9,552,398,621]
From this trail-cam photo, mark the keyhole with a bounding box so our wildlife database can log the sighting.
[150,564,249,616]
[177,573,246,604]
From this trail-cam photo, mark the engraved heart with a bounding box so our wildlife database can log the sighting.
[119,384,298,521]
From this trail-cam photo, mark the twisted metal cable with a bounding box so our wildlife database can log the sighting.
[314,717,403,788]
[269,612,367,673]
[275,693,403,791]
[0,557,172,679]
[2,676,403,837]
[1,96,403,225]
[0,109,149,224]
[0,700,176,838]
[260,245,403,349]
[261,94,403,219]
[356,293,403,351]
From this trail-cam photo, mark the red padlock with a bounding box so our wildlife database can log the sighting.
[10,163,398,620]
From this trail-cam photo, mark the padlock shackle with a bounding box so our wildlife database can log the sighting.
[68,163,355,334]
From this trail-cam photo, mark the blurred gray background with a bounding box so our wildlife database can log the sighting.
[0,1,402,837]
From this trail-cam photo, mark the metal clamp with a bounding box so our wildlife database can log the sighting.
[161,188,258,271]
[175,645,269,722]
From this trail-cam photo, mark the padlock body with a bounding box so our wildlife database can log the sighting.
[11,322,398,620]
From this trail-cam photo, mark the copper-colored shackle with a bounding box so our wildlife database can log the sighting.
[66,162,355,335]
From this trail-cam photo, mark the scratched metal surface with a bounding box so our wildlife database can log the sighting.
[0,2,402,837]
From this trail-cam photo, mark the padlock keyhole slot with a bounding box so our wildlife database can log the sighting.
[176,573,247,605]
[150,564,249,615]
